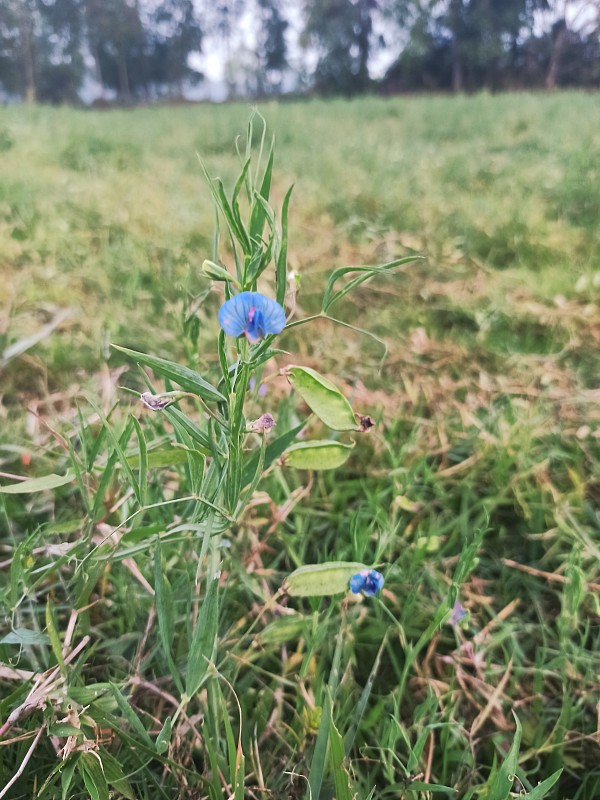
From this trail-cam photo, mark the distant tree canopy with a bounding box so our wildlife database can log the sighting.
[382,0,600,92]
[0,0,598,102]
[302,0,377,95]
[0,0,203,102]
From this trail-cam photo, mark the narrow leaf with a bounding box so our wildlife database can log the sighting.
[488,714,522,800]
[329,710,353,800]
[163,406,214,453]
[61,755,79,800]
[0,471,74,494]
[186,577,219,697]
[110,684,154,747]
[79,753,109,800]
[308,692,331,800]
[276,185,294,305]
[100,751,136,800]
[344,634,387,754]
[48,723,84,737]
[156,715,172,755]
[127,446,190,469]
[112,345,226,404]
[131,415,148,506]
[249,143,274,240]
[1,628,50,646]
[154,542,184,694]
[520,769,563,800]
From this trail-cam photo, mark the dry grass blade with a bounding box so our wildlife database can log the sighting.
[469,658,514,742]
[0,725,44,800]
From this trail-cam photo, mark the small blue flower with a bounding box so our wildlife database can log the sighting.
[218,292,286,344]
[349,569,385,597]
[449,600,467,625]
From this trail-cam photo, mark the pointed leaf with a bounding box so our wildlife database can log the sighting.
[156,716,172,755]
[100,751,136,800]
[276,185,293,305]
[520,770,563,800]
[249,143,274,240]
[1,628,50,645]
[0,471,74,494]
[329,709,353,800]
[186,577,219,697]
[110,684,154,747]
[131,415,148,506]
[79,753,109,800]
[154,542,184,694]
[488,713,522,800]
[112,345,226,404]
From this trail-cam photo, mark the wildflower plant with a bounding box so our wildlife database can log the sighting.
[108,115,417,790]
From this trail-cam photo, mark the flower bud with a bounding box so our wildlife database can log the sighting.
[202,260,233,282]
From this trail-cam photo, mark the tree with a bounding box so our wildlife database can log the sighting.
[0,0,85,103]
[302,0,378,95]
[83,0,147,101]
[540,1,599,87]
[254,0,289,94]
[146,0,203,96]
[37,0,86,103]
[383,0,551,92]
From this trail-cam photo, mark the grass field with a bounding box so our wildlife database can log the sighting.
[1,94,600,799]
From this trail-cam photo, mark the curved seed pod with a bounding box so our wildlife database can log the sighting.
[285,365,357,430]
[283,562,369,597]
[283,440,354,470]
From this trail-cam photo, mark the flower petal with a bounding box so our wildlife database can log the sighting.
[251,293,286,335]
[349,573,366,594]
[219,292,253,337]
[218,292,286,340]
[449,600,467,625]
[358,569,384,596]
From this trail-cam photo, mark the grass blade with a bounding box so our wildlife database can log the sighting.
[154,541,184,694]
[131,415,148,507]
[276,185,293,306]
[0,471,74,493]
[488,713,522,800]
[329,709,353,800]
[186,576,219,698]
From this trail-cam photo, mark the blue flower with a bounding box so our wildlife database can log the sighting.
[218,292,286,344]
[349,569,385,597]
[449,600,467,625]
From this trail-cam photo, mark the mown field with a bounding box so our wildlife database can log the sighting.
[1,94,600,800]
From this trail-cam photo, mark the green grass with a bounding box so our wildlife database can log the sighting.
[1,94,600,799]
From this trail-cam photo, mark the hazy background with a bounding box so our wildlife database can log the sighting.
[1,0,599,105]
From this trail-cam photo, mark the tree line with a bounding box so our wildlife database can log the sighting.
[1,0,599,104]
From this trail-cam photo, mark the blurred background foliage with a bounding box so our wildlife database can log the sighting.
[0,0,599,104]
